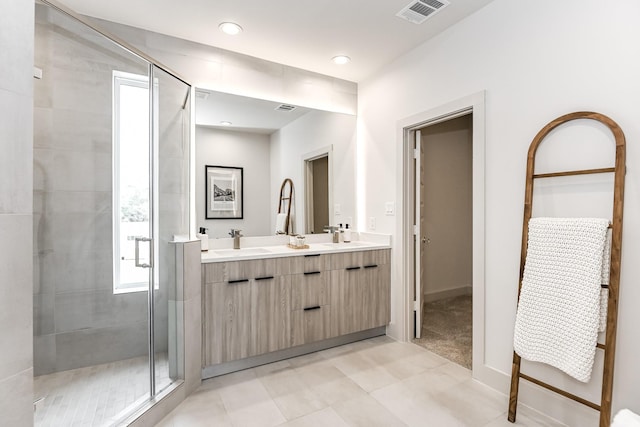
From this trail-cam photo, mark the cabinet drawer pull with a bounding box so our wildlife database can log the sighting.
[304,271,321,275]
[303,305,321,311]
[255,276,274,281]
[304,254,321,258]
[346,266,361,271]
[228,279,249,284]
[364,264,378,269]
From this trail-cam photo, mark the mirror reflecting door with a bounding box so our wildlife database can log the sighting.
[305,155,329,233]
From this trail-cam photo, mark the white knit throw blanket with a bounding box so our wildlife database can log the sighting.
[514,217,609,383]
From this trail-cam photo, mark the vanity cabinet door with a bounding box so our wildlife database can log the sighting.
[362,262,391,329]
[202,278,251,365]
[361,250,391,329]
[330,249,391,336]
[330,266,365,336]
[251,275,291,355]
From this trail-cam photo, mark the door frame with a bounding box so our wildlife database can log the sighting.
[303,145,333,233]
[398,91,485,375]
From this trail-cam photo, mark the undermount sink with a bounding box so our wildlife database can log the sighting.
[213,247,272,257]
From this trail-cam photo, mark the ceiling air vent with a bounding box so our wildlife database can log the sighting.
[275,104,296,112]
[195,89,210,100]
[396,0,450,24]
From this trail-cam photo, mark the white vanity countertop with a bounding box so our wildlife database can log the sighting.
[200,232,391,263]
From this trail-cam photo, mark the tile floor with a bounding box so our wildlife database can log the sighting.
[34,353,171,426]
[158,337,566,427]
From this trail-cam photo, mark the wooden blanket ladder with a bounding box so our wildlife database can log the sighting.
[508,111,626,427]
[278,178,294,235]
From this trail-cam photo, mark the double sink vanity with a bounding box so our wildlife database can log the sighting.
[200,234,391,378]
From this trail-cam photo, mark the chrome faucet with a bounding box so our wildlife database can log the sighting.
[323,225,340,243]
[229,229,242,249]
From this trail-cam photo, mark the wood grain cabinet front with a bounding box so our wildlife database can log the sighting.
[330,249,391,337]
[202,258,289,365]
[202,278,251,366]
[251,275,291,356]
[201,249,390,368]
[291,305,331,346]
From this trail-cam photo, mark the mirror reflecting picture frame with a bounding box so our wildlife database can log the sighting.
[205,165,243,219]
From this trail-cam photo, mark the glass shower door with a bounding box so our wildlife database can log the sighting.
[150,65,190,394]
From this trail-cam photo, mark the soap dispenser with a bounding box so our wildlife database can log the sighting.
[343,224,351,243]
[197,227,209,252]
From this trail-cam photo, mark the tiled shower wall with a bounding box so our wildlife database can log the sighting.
[32,5,171,376]
[0,0,34,423]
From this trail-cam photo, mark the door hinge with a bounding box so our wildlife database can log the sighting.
[413,300,419,311]
[413,148,418,159]
[413,225,418,235]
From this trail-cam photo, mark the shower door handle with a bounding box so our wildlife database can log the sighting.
[135,237,153,268]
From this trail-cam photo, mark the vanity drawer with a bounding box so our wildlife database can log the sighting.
[328,251,363,270]
[290,271,329,310]
[362,249,390,267]
[328,249,390,270]
[289,254,330,274]
[225,258,277,282]
[202,263,225,284]
[291,305,331,346]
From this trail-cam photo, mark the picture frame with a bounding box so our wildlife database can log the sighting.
[205,165,243,219]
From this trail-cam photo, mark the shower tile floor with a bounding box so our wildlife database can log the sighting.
[34,353,170,427]
[413,294,473,369]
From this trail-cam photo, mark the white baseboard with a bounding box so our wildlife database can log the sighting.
[474,363,599,426]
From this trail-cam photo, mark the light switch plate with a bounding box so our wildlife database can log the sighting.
[385,202,395,216]
[368,217,376,231]
[334,204,341,216]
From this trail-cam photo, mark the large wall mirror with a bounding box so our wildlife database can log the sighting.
[195,89,357,238]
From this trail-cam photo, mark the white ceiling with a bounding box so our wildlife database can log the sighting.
[58,0,494,83]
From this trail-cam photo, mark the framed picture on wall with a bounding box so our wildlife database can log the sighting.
[205,165,243,219]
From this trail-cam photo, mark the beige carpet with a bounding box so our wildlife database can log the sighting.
[413,294,472,369]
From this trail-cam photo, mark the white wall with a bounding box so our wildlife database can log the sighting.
[196,127,271,238]
[270,110,357,235]
[359,0,640,424]
[0,0,34,424]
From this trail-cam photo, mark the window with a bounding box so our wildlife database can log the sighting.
[112,71,151,293]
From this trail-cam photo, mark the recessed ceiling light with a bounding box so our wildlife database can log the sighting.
[219,22,243,35]
[220,121,232,126]
[332,55,351,65]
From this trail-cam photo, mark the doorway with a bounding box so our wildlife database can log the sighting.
[412,115,473,369]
